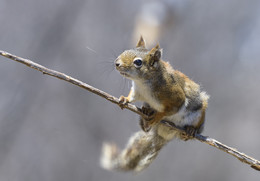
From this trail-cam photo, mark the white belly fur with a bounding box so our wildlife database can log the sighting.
[164,98,202,127]
[133,81,164,112]
[157,99,202,140]
[132,81,206,141]
[133,81,202,127]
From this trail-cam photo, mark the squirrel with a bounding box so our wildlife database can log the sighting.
[100,36,209,172]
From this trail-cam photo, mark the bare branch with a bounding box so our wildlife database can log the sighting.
[1,50,259,171]
[161,120,260,171]
[0,50,148,119]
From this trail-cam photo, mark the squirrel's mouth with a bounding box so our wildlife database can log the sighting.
[120,72,129,77]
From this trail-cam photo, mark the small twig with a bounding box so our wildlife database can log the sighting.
[1,50,260,171]
[0,50,148,119]
[161,120,260,171]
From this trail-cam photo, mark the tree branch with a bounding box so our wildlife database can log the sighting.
[0,50,148,119]
[1,50,259,171]
[161,120,260,171]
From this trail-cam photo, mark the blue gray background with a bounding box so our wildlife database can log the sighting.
[0,0,260,180]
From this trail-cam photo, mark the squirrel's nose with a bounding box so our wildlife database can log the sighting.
[115,62,120,67]
[115,58,121,67]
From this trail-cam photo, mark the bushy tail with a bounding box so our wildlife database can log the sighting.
[100,129,168,172]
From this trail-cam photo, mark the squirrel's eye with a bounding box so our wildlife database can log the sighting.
[133,58,143,68]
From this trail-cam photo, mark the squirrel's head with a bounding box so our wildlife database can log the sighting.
[115,36,162,81]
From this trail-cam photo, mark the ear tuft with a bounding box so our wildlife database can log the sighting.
[154,43,160,49]
[149,44,162,65]
[148,44,162,66]
[136,36,146,48]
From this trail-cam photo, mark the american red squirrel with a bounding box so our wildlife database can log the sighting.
[100,36,209,172]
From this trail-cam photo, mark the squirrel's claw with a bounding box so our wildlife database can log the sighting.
[118,96,129,110]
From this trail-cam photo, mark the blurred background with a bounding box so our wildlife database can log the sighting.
[1,0,260,180]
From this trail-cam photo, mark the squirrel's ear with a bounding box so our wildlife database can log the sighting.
[149,43,162,66]
[136,36,146,48]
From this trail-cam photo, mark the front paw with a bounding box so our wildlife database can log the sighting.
[141,106,155,117]
[118,96,129,109]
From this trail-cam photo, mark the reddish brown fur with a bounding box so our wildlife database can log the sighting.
[116,36,208,131]
[101,37,209,172]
